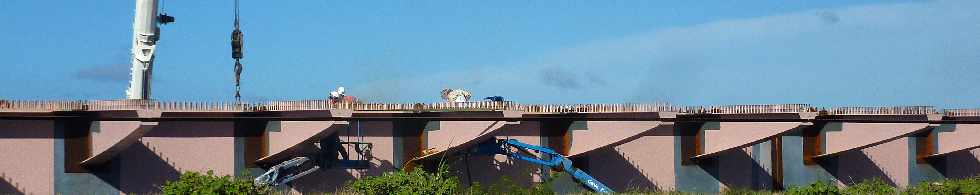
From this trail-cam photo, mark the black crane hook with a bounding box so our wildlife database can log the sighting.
[231,0,244,101]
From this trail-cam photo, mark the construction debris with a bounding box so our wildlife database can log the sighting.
[441,88,472,103]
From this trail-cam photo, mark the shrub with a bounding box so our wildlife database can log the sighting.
[903,176,980,195]
[464,182,486,195]
[478,176,553,195]
[722,187,774,195]
[346,161,563,195]
[843,178,895,195]
[160,170,268,195]
[785,181,841,195]
[345,164,461,195]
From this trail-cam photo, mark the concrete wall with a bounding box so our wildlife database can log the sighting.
[449,122,545,187]
[660,122,780,193]
[781,126,953,189]
[1,118,980,194]
[829,137,911,187]
[0,120,54,195]
[717,141,777,190]
[586,124,675,191]
[568,121,661,157]
[939,148,980,179]
[118,121,237,194]
[287,121,397,193]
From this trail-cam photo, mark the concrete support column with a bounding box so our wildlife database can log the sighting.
[771,136,783,190]
[674,122,719,193]
[392,120,426,168]
[54,118,119,194]
[234,118,267,175]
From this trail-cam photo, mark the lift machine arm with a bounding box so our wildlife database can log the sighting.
[472,139,614,193]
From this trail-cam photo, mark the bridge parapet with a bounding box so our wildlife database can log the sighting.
[0,100,252,112]
[684,104,814,114]
[0,100,679,113]
[0,100,87,112]
[944,108,980,117]
[5,100,980,122]
[823,106,937,115]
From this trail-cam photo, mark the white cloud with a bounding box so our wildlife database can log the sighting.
[353,0,980,106]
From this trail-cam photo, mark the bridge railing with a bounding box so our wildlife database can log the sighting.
[87,100,252,112]
[824,106,937,115]
[0,100,255,112]
[347,101,516,111]
[0,100,87,112]
[683,104,814,114]
[260,100,332,111]
[943,108,980,117]
[514,103,681,113]
[3,100,972,116]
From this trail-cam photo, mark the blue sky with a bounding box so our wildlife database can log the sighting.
[1,0,977,107]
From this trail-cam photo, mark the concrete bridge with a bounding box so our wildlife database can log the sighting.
[0,100,978,194]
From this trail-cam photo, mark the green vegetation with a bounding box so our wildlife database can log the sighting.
[344,164,461,195]
[843,178,895,195]
[463,176,555,195]
[903,177,980,195]
[344,163,556,195]
[159,168,980,195]
[786,181,841,195]
[721,188,775,195]
[783,178,894,195]
[781,177,980,195]
[576,191,695,195]
[160,170,269,195]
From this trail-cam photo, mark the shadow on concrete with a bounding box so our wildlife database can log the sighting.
[288,168,357,193]
[821,151,896,186]
[576,124,673,159]
[117,143,180,194]
[363,158,397,177]
[264,136,397,194]
[412,122,539,167]
[0,176,24,195]
[344,122,398,137]
[473,121,502,138]
[585,147,660,191]
[143,122,235,138]
[78,159,122,193]
[0,125,54,138]
[935,150,980,179]
[495,124,541,137]
[437,122,544,187]
[453,154,538,188]
[710,148,774,190]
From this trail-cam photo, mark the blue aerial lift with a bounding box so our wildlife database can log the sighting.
[256,137,613,193]
[468,139,614,193]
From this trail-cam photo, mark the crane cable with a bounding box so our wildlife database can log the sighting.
[231,0,244,101]
[234,0,240,29]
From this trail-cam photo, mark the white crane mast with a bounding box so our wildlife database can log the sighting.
[126,0,161,99]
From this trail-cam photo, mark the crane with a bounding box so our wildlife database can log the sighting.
[126,0,173,99]
[127,0,241,100]
[232,0,244,101]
